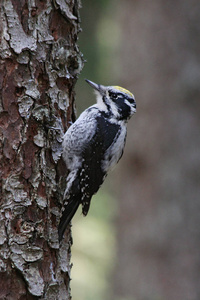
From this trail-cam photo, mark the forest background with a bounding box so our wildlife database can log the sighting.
[72,1,200,300]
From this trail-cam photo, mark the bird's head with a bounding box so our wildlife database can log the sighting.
[86,79,136,121]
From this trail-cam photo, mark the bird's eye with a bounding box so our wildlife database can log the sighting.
[110,93,118,99]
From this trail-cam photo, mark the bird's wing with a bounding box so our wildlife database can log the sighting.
[80,113,121,215]
[62,107,99,167]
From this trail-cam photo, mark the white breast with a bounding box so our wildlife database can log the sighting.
[102,122,127,173]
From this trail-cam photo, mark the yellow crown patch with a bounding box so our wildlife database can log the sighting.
[113,86,133,98]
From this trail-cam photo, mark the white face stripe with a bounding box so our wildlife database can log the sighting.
[124,99,132,107]
[95,91,108,111]
[109,99,120,118]
[125,99,136,114]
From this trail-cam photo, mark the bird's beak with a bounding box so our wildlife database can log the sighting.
[85,79,105,95]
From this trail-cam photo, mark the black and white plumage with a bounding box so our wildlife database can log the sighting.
[58,79,136,241]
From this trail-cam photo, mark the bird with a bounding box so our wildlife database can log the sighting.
[58,79,136,241]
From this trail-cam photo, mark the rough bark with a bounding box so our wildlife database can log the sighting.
[0,0,83,299]
[113,1,200,300]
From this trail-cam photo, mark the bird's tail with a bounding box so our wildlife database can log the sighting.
[58,170,93,242]
[58,173,81,242]
[58,196,79,242]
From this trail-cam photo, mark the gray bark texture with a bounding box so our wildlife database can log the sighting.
[113,1,200,300]
[0,0,83,299]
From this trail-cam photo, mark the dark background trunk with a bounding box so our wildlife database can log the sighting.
[113,1,200,300]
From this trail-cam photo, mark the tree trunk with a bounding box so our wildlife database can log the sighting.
[113,1,200,300]
[0,0,83,299]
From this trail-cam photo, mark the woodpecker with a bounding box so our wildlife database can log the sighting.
[58,79,136,241]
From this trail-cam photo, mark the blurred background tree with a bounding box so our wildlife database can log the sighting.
[72,1,200,300]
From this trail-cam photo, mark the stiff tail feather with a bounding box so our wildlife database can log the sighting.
[58,172,93,242]
[58,197,79,242]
